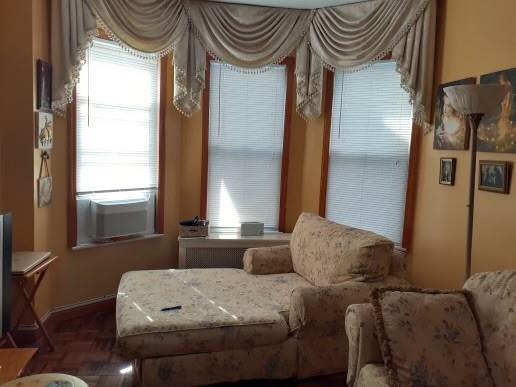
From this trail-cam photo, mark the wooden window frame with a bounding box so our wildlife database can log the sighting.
[318,68,421,250]
[68,92,78,248]
[67,48,167,248]
[200,57,294,232]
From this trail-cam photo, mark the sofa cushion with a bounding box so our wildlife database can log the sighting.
[141,340,297,386]
[371,288,494,387]
[289,276,409,338]
[464,270,516,387]
[243,245,293,275]
[290,213,393,285]
[116,269,311,357]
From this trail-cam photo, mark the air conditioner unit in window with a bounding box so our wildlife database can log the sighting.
[90,197,150,240]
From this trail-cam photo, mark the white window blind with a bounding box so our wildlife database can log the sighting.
[76,38,159,194]
[207,62,287,230]
[326,61,413,244]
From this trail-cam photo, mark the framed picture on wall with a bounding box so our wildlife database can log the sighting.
[433,78,476,150]
[478,68,516,153]
[35,112,54,150]
[439,157,456,186]
[37,60,52,111]
[479,160,512,193]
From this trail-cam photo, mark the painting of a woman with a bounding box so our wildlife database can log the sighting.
[433,78,475,150]
[478,68,516,153]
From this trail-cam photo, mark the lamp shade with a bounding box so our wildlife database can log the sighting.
[443,84,509,115]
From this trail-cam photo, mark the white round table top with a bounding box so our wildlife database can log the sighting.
[0,374,88,387]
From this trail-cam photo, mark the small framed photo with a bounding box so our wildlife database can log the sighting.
[479,160,512,193]
[439,158,456,185]
[37,59,52,111]
[36,112,54,149]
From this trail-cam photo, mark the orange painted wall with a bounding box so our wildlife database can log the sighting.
[409,0,516,289]
[38,57,182,312]
[300,71,330,216]
[2,0,516,319]
[1,0,183,316]
[179,109,203,221]
[0,0,35,251]
[32,0,54,316]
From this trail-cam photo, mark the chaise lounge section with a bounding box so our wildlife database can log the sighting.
[116,213,409,386]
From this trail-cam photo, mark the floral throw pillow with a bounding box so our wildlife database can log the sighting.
[371,288,494,387]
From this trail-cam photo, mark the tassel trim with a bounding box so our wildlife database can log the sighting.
[297,0,434,131]
[183,3,316,74]
[52,29,97,116]
[55,0,434,131]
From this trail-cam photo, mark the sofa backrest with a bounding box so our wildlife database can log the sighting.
[464,270,516,386]
[289,213,394,286]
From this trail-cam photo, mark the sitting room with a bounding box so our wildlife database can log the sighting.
[0,0,514,386]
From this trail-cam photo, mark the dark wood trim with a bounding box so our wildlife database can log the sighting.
[11,298,115,347]
[200,55,211,219]
[155,57,168,234]
[44,298,116,334]
[278,57,295,232]
[402,123,422,250]
[67,92,78,248]
[319,70,335,217]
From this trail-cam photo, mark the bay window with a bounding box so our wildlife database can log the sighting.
[322,61,415,245]
[71,38,163,246]
[202,60,293,232]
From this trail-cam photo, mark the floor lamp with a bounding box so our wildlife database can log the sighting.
[443,84,509,280]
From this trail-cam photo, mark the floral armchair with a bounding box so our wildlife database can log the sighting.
[345,270,516,387]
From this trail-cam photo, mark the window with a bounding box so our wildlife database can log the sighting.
[324,61,413,245]
[72,38,162,245]
[203,61,291,231]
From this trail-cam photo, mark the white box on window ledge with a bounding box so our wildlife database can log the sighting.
[240,222,264,236]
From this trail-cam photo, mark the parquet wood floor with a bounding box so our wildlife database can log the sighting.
[25,310,346,387]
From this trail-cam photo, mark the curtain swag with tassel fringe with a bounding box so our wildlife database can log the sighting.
[51,0,436,129]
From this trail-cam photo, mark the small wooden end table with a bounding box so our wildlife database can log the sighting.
[10,252,58,351]
[0,348,37,384]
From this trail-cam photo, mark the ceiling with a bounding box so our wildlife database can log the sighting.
[208,0,365,9]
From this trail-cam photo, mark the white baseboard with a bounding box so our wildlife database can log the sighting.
[17,294,116,331]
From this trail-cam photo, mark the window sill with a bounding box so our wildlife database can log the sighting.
[72,233,164,251]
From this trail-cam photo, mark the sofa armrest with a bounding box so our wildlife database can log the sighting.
[346,303,383,387]
[243,245,293,275]
[288,276,409,338]
[390,247,408,279]
[289,281,373,338]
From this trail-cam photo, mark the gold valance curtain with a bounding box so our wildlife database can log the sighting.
[51,0,436,128]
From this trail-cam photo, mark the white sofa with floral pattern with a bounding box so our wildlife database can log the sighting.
[116,213,409,386]
[345,270,516,387]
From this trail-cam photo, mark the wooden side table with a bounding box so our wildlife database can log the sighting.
[10,252,58,351]
[0,348,37,384]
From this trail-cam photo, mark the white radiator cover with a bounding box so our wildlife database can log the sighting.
[178,232,291,269]
[183,247,249,269]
